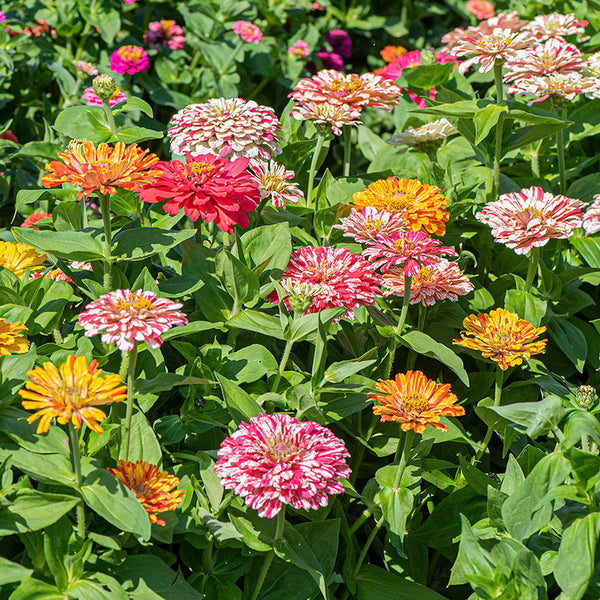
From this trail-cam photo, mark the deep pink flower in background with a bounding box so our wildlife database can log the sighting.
[82,86,127,107]
[123,0,135,4]
[325,29,352,58]
[144,20,186,50]
[232,20,262,44]
[168,98,282,160]
[317,51,345,71]
[476,186,585,254]
[582,195,600,236]
[214,413,350,518]
[271,246,382,321]
[290,100,362,135]
[362,230,457,275]
[466,0,495,20]
[248,159,303,208]
[382,258,474,305]
[523,13,588,40]
[138,153,261,233]
[311,1,325,10]
[508,72,600,103]
[334,207,408,243]
[78,289,188,351]
[73,60,99,76]
[288,40,309,57]
[109,45,150,74]
[0,11,5,22]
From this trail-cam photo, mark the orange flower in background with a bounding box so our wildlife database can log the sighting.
[0,319,29,355]
[370,370,465,433]
[109,460,184,525]
[353,177,450,236]
[0,241,46,278]
[42,141,160,200]
[19,355,127,434]
[380,45,407,63]
[453,307,546,370]
[20,212,52,229]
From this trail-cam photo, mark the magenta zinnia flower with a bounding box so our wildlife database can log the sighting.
[317,51,345,72]
[138,153,261,233]
[325,29,352,58]
[476,186,585,254]
[214,413,350,518]
[144,20,185,50]
[109,45,150,75]
[362,231,457,276]
[168,98,282,160]
[248,159,303,208]
[232,20,262,44]
[334,207,408,243]
[78,289,188,351]
[290,100,362,136]
[271,246,382,321]
[82,86,127,107]
[523,13,588,41]
[382,259,474,306]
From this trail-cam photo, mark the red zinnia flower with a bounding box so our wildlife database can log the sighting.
[21,212,51,229]
[138,153,261,233]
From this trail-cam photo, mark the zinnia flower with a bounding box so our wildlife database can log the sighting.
[290,100,362,136]
[81,86,127,107]
[0,319,29,355]
[0,130,18,143]
[382,259,474,305]
[453,308,547,370]
[370,370,465,433]
[138,153,261,233]
[289,69,401,111]
[442,12,527,50]
[0,241,46,278]
[288,40,309,58]
[19,355,127,434]
[42,141,160,201]
[248,159,303,208]
[73,60,99,76]
[325,29,352,58]
[334,206,408,243]
[168,98,282,160]
[476,186,585,254]
[109,45,150,74]
[380,45,407,63]
[582,195,600,235]
[362,230,457,275]
[214,413,350,518]
[232,20,262,44]
[508,72,600,103]
[523,13,588,41]
[144,20,185,50]
[316,51,345,72]
[29,269,73,283]
[388,119,457,153]
[353,177,450,236]
[78,289,188,352]
[271,246,382,321]
[109,460,184,525]
[21,212,51,229]
[466,0,495,20]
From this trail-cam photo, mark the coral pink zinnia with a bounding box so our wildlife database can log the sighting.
[138,153,261,234]
[78,289,188,351]
[232,20,262,44]
[214,413,350,518]
[109,45,150,75]
[271,246,382,321]
[144,20,186,50]
[168,98,282,160]
[466,0,495,20]
[82,86,127,108]
[288,40,309,58]
[476,186,585,254]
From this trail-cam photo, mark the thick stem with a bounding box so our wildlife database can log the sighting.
[250,507,286,600]
[271,340,294,393]
[393,428,415,489]
[493,60,504,104]
[406,303,426,371]
[122,344,138,462]
[194,227,203,245]
[80,196,88,228]
[68,422,86,539]
[99,194,113,291]
[523,247,540,294]
[101,99,118,136]
[306,133,326,208]
[343,125,352,177]
[490,60,505,202]
[474,367,504,463]
[189,49,202,72]
[556,127,567,195]
[346,515,385,591]
[396,275,412,338]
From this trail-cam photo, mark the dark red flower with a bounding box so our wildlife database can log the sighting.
[0,130,18,143]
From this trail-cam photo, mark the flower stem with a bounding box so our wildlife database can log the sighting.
[307,133,326,209]
[250,506,286,600]
[474,367,504,463]
[393,428,415,489]
[122,344,138,462]
[523,247,540,293]
[345,515,385,593]
[490,60,505,202]
[271,340,294,392]
[396,275,412,338]
[219,40,244,78]
[556,127,567,195]
[343,124,352,177]
[99,194,113,291]
[406,303,425,371]
[68,422,86,539]
[74,22,91,61]
[102,99,118,136]
[80,197,88,228]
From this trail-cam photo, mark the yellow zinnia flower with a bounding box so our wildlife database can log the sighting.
[0,241,46,278]
[0,319,29,355]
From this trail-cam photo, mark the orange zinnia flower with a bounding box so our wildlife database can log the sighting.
[42,141,160,200]
[352,177,450,236]
[19,355,127,434]
[0,319,29,355]
[109,460,184,525]
[453,307,546,370]
[370,370,465,433]
[0,241,46,278]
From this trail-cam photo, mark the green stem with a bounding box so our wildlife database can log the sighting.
[189,49,202,72]
[219,40,244,78]
[556,127,566,195]
[80,196,88,228]
[306,133,326,208]
[142,2,152,30]
[346,515,385,592]
[396,275,412,338]
[99,194,113,291]
[523,247,540,294]
[349,508,372,535]
[119,350,130,389]
[406,303,426,371]
[101,99,118,136]
[74,22,91,61]
[250,507,286,600]
[474,367,504,463]
[68,422,86,539]
[343,125,352,177]
[194,227,203,245]
[122,344,138,462]
[490,60,505,202]
[582,434,590,453]
[530,140,542,178]
[393,428,415,489]
[493,59,504,104]
[271,340,294,392]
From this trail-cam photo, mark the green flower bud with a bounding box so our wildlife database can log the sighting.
[92,74,118,101]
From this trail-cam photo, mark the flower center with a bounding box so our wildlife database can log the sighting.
[267,438,299,461]
[120,46,142,61]
[262,173,284,191]
[187,162,214,177]
[364,218,385,229]
[400,391,429,413]
[114,295,154,312]
[381,190,415,212]
[415,267,434,284]
[330,75,362,93]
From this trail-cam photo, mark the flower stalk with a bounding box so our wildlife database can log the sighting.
[343,124,352,177]
[523,247,540,293]
[474,367,504,463]
[98,194,113,291]
[307,133,326,208]
[122,344,138,462]
[490,59,506,202]
[68,422,86,539]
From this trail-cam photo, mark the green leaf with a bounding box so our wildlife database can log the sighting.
[402,63,455,90]
[219,344,278,384]
[504,289,547,328]
[547,318,587,373]
[120,412,162,463]
[571,236,600,268]
[228,309,285,339]
[215,372,261,424]
[111,227,194,261]
[563,411,600,450]
[449,515,495,586]
[0,556,32,585]
[216,249,260,308]
[240,223,292,279]
[8,578,64,600]
[53,202,83,231]
[81,469,151,539]
[379,486,414,544]
[111,127,163,144]
[356,564,448,600]
[135,373,213,394]
[320,353,377,386]
[474,104,508,145]
[12,228,104,261]
[53,106,113,143]
[417,99,486,119]
[112,96,153,118]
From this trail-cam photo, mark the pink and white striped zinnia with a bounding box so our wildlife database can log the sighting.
[582,195,600,236]
[476,186,585,254]
[334,207,408,243]
[78,289,188,351]
[213,413,351,518]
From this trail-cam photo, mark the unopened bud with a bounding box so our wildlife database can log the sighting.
[68,139,87,154]
[420,48,437,65]
[92,74,117,101]
[281,278,322,314]
[576,385,597,409]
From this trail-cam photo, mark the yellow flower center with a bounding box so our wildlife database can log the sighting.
[364,218,385,229]
[380,190,415,212]
[188,162,214,177]
[415,267,434,284]
[400,392,429,413]
[120,46,142,61]
[262,173,284,191]
[330,75,362,93]
[114,295,154,312]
